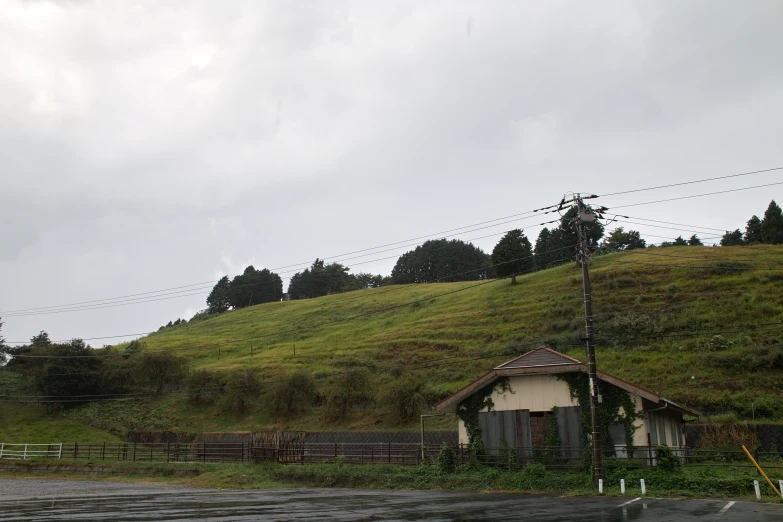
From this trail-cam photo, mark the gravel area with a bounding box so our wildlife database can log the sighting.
[0,478,203,500]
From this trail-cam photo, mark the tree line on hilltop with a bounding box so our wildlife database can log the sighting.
[186,199,783,322]
[720,200,783,246]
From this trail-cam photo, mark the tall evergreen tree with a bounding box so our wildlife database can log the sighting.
[491,229,534,284]
[720,229,744,246]
[688,234,703,246]
[760,200,783,245]
[206,276,232,314]
[534,228,553,268]
[745,215,762,244]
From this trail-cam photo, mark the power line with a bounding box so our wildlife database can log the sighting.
[599,166,782,197]
[4,267,529,356]
[0,205,557,316]
[617,215,727,233]
[605,181,783,209]
[0,216,559,318]
[4,168,778,317]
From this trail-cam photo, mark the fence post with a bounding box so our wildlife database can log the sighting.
[58,443,63,460]
[23,444,28,460]
[133,443,137,462]
[0,443,4,459]
[102,442,106,461]
[334,443,337,462]
[361,446,364,465]
[388,443,391,464]
[167,442,171,463]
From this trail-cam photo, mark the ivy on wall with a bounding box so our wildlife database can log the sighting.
[558,373,642,459]
[456,377,511,457]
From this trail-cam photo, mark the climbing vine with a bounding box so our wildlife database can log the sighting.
[456,377,511,459]
[541,406,563,463]
[557,373,642,463]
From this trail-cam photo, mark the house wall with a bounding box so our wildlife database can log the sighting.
[455,375,578,445]
[456,374,687,452]
[628,395,648,448]
[487,375,578,412]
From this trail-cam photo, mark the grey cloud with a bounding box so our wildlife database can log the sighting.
[0,0,781,344]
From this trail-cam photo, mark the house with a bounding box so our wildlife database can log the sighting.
[435,347,699,462]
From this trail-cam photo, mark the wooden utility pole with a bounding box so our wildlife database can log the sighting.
[575,195,603,485]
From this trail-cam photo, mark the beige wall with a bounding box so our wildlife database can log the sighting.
[458,419,468,444]
[629,395,648,448]
[487,374,578,412]
[456,375,686,450]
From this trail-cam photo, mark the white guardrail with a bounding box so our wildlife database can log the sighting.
[0,443,63,460]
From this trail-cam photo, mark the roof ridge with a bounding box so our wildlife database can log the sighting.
[494,346,582,370]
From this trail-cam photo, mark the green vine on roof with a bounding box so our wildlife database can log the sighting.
[456,377,511,459]
[557,373,642,462]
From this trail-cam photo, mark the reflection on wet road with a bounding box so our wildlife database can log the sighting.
[1,485,781,521]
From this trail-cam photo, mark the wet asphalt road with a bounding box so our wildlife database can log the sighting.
[0,480,782,521]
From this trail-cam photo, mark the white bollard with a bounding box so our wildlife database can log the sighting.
[620,479,626,495]
[754,480,761,500]
[640,479,646,495]
[598,479,604,494]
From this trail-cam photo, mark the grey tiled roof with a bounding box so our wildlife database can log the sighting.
[495,347,582,370]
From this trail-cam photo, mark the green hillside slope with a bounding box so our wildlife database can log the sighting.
[120,245,783,430]
[8,245,782,439]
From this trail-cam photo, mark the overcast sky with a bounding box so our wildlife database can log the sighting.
[1,0,781,346]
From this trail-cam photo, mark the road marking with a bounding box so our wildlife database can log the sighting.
[717,501,735,515]
[617,497,641,507]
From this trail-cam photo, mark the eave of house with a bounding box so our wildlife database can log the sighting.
[435,364,700,416]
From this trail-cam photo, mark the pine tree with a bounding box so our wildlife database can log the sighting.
[760,200,783,245]
[491,229,534,284]
[206,275,232,313]
[534,228,552,268]
[688,235,703,246]
[745,215,762,244]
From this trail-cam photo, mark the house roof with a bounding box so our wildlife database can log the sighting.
[494,346,582,370]
[434,347,700,416]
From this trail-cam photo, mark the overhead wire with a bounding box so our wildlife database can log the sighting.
[6,165,780,317]
[598,166,782,197]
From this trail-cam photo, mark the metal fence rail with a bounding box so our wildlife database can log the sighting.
[0,443,62,460]
[2,441,781,469]
[61,442,251,463]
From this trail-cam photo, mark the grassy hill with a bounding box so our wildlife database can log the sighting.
[5,245,783,439]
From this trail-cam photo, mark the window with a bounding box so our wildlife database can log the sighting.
[657,415,667,446]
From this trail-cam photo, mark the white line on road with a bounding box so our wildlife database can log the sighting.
[617,497,641,507]
[718,501,735,515]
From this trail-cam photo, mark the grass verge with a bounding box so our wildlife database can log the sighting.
[1,460,781,503]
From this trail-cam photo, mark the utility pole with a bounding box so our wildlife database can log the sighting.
[574,194,603,485]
